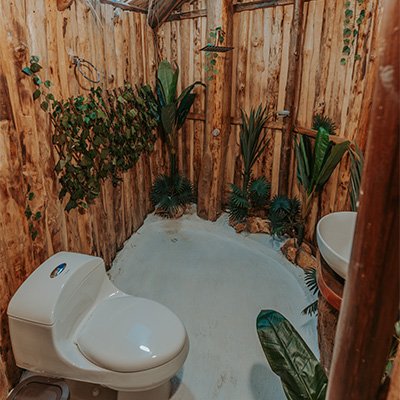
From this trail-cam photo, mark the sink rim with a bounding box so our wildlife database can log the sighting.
[316,211,357,277]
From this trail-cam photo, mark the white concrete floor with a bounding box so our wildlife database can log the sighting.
[109,209,318,400]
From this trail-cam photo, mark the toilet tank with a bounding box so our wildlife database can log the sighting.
[8,252,105,327]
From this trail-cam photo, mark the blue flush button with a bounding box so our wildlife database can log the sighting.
[50,263,67,278]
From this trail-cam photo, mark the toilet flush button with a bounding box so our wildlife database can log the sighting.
[50,263,67,278]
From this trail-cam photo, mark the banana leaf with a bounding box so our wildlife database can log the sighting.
[316,140,350,190]
[311,127,330,187]
[295,136,312,193]
[177,93,196,130]
[257,310,327,400]
[161,103,177,137]
[157,60,179,105]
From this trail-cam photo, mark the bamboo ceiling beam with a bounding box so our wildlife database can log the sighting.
[327,0,399,398]
[99,0,147,13]
[233,0,310,13]
[197,0,234,221]
[278,0,304,195]
[147,0,189,29]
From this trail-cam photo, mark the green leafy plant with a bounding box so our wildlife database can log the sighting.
[23,56,158,211]
[257,310,328,400]
[295,126,350,220]
[228,105,271,222]
[204,26,225,81]
[312,114,336,135]
[349,143,364,211]
[24,185,42,241]
[269,195,304,241]
[302,268,320,316]
[341,0,366,65]
[151,60,204,217]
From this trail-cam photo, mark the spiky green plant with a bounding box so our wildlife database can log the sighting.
[312,114,337,135]
[151,174,195,218]
[151,60,204,216]
[228,177,271,222]
[228,105,272,222]
[302,268,320,316]
[269,195,304,241]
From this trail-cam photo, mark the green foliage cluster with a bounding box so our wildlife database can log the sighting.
[24,185,42,241]
[204,26,225,81]
[228,105,272,222]
[23,56,159,211]
[257,310,328,399]
[341,0,366,65]
[268,195,304,241]
[295,125,350,220]
[302,268,320,316]
[151,60,204,217]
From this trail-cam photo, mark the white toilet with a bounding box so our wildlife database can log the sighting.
[7,252,189,399]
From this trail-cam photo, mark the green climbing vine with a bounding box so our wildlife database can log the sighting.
[24,186,42,241]
[341,0,367,65]
[204,26,225,81]
[23,56,159,211]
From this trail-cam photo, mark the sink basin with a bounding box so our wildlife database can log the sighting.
[316,212,357,279]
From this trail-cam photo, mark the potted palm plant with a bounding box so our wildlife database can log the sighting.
[151,60,205,218]
[228,105,272,228]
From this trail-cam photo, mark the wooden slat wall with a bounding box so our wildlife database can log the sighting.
[0,1,161,395]
[0,0,381,395]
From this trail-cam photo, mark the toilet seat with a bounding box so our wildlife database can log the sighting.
[76,296,187,373]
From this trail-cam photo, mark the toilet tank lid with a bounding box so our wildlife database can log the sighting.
[8,252,104,326]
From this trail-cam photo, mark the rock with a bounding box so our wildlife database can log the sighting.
[296,248,318,270]
[246,217,271,234]
[234,222,246,233]
[281,241,298,264]
[281,239,317,269]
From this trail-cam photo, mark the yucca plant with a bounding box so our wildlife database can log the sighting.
[312,114,337,135]
[295,125,350,219]
[257,310,328,399]
[228,105,271,222]
[151,60,204,217]
[302,268,320,316]
[269,195,304,241]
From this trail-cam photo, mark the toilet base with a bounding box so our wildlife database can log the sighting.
[117,381,171,400]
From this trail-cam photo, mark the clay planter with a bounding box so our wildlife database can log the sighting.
[316,253,345,373]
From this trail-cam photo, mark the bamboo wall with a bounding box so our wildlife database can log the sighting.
[0,0,380,395]
[0,1,160,395]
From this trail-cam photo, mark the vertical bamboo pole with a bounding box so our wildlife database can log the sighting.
[197,0,233,220]
[278,0,304,195]
[327,1,399,398]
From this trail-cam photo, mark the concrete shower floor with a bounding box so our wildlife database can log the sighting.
[109,208,318,400]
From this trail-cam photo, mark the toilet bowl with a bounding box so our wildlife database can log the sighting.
[7,252,189,399]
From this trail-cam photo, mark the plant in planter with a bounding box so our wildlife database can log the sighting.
[257,310,328,399]
[23,56,159,211]
[228,105,271,224]
[150,60,205,218]
[295,117,350,220]
[269,195,304,241]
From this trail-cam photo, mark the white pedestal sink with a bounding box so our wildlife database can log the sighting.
[316,212,357,279]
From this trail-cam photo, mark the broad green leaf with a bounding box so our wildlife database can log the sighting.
[311,127,330,186]
[257,310,328,400]
[316,140,350,190]
[176,93,196,130]
[161,103,177,136]
[33,89,41,101]
[157,60,178,105]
